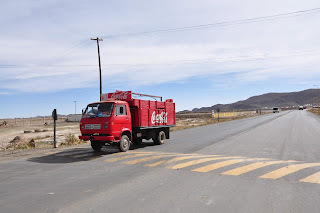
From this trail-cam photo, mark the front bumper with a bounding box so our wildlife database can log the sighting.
[79,135,116,142]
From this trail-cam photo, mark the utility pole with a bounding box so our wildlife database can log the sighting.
[314,85,319,114]
[91,37,103,101]
[73,101,77,114]
[52,109,57,148]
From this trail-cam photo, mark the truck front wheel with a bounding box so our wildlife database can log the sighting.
[153,131,165,145]
[119,135,130,152]
[91,140,102,152]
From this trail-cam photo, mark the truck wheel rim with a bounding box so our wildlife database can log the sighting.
[160,133,165,142]
[123,138,129,149]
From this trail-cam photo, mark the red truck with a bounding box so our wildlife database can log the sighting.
[79,91,176,152]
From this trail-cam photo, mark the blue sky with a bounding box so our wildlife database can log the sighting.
[1,0,320,118]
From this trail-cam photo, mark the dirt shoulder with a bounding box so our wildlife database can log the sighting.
[0,122,80,150]
[0,143,90,161]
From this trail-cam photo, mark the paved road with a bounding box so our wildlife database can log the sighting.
[1,110,320,212]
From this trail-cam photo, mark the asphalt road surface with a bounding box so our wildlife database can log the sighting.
[1,110,320,213]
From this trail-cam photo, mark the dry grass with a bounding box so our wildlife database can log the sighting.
[5,136,36,150]
[14,140,36,149]
[171,113,264,131]
[61,133,86,146]
[0,122,81,151]
[309,109,320,115]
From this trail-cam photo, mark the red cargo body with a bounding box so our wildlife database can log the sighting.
[79,91,175,152]
[128,99,175,127]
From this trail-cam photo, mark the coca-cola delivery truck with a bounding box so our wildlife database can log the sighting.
[79,91,176,152]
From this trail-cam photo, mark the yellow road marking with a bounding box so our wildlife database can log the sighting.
[300,171,320,184]
[144,155,213,167]
[259,163,320,179]
[108,152,128,156]
[124,155,177,165]
[130,151,187,156]
[166,155,221,163]
[145,160,166,167]
[146,155,217,167]
[168,156,244,170]
[222,160,296,176]
[129,151,160,154]
[104,154,151,162]
[83,156,101,161]
[192,158,259,173]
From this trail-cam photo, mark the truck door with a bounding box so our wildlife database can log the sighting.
[114,104,131,139]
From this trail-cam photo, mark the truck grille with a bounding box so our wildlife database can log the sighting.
[85,124,101,130]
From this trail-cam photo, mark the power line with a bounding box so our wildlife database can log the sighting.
[101,7,320,39]
[0,40,92,85]
[0,40,93,86]
[1,49,320,68]
[1,7,320,87]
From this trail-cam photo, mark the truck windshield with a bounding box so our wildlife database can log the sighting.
[83,103,114,118]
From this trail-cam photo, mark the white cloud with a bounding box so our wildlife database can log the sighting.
[0,92,12,95]
[1,42,320,92]
[1,0,320,94]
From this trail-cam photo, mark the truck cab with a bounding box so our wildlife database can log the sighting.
[79,100,132,152]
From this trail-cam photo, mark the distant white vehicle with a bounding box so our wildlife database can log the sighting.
[299,106,304,110]
[273,107,280,113]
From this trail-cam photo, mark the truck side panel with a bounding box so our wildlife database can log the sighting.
[140,100,149,127]
[165,101,175,125]
[127,97,175,128]
[148,101,156,127]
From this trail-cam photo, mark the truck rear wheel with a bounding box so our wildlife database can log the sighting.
[91,140,102,152]
[119,135,130,152]
[153,131,165,145]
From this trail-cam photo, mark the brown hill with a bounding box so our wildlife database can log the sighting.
[192,89,318,112]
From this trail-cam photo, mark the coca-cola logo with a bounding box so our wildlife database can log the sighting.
[151,111,168,124]
[110,91,129,100]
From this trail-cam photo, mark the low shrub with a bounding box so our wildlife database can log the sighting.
[65,133,81,145]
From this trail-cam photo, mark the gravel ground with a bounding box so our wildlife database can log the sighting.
[0,122,80,150]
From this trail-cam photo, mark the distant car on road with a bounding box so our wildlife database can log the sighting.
[273,107,280,113]
[299,106,304,110]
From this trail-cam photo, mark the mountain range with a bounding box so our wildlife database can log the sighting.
[192,89,319,112]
